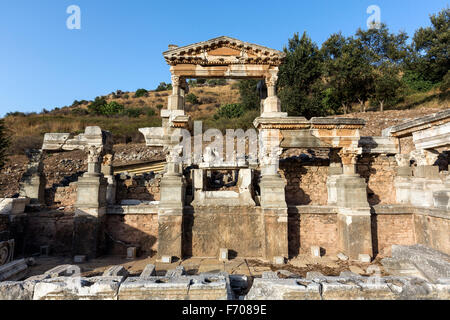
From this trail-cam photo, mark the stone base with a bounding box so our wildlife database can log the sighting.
[72,210,106,259]
[335,174,369,208]
[157,211,183,260]
[259,175,287,209]
[337,208,373,260]
[410,177,444,207]
[326,175,339,205]
[75,174,107,209]
[394,176,412,204]
[263,208,288,261]
[19,173,45,204]
[159,174,186,209]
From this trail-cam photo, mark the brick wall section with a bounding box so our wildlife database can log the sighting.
[372,214,415,257]
[105,214,158,255]
[53,183,78,207]
[288,212,338,257]
[24,211,74,255]
[116,175,161,203]
[299,214,338,255]
[281,158,329,206]
[358,155,397,205]
[414,214,450,255]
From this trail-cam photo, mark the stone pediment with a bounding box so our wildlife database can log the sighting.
[163,36,285,66]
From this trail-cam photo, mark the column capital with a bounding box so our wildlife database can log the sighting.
[395,153,411,167]
[410,149,438,166]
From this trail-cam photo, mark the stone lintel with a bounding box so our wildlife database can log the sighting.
[385,109,450,138]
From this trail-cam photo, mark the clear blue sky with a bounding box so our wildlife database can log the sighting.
[0,0,448,117]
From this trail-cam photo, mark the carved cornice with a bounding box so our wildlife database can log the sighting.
[163,36,285,66]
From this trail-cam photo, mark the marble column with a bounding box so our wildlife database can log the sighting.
[394,154,413,204]
[157,144,186,260]
[101,153,117,205]
[262,70,287,118]
[73,145,107,259]
[335,147,372,260]
[258,128,288,262]
[167,74,185,112]
[326,148,343,205]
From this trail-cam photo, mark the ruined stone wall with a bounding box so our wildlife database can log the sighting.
[372,213,415,257]
[358,155,397,205]
[105,214,158,255]
[288,210,338,258]
[280,158,329,206]
[183,207,265,258]
[24,211,74,255]
[52,183,78,208]
[116,174,161,203]
[281,154,398,206]
[414,214,450,255]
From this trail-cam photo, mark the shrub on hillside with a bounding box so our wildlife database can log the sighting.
[135,88,149,98]
[216,103,244,119]
[186,93,199,105]
[155,82,172,92]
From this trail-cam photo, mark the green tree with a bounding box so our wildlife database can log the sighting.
[87,97,108,115]
[0,119,10,170]
[101,101,125,116]
[407,8,450,83]
[277,32,324,118]
[238,79,260,111]
[371,63,404,112]
[355,24,408,111]
[322,33,373,114]
[135,88,148,98]
[155,82,172,92]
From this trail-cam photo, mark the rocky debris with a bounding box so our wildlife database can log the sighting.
[0,281,36,300]
[103,266,129,278]
[0,259,28,282]
[139,264,156,278]
[114,145,165,165]
[337,253,349,261]
[33,276,125,300]
[382,245,450,283]
[1,265,449,300]
[166,266,186,278]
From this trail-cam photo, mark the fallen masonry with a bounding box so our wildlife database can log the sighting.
[0,264,449,300]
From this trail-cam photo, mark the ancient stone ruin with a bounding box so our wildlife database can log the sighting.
[1,36,449,300]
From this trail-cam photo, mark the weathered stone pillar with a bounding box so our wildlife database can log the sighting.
[326,149,343,205]
[101,153,116,205]
[262,70,287,118]
[19,149,46,205]
[258,128,288,261]
[335,147,372,260]
[73,145,107,259]
[410,149,441,207]
[394,153,412,204]
[167,74,185,111]
[157,145,186,260]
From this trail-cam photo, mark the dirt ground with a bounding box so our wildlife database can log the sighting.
[24,252,387,280]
